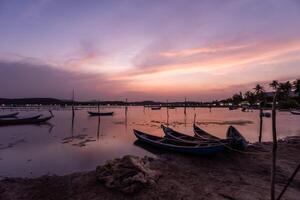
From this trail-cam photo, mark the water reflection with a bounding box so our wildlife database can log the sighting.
[0,107,299,177]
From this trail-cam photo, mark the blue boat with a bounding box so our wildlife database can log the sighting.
[226,126,248,150]
[193,124,221,140]
[161,125,229,145]
[0,112,19,118]
[133,129,225,155]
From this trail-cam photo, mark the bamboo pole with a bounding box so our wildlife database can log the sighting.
[277,163,300,200]
[271,91,278,200]
[72,89,75,117]
[184,97,187,115]
[259,108,263,142]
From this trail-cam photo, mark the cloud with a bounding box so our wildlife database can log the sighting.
[0,60,128,100]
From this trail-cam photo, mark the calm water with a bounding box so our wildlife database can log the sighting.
[0,107,299,177]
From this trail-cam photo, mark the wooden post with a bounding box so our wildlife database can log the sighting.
[271,91,278,200]
[259,108,263,142]
[166,100,169,126]
[184,97,187,115]
[72,89,75,117]
[193,113,196,124]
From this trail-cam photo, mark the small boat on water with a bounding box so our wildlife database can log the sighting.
[0,115,52,126]
[226,126,248,150]
[229,106,238,110]
[133,129,225,155]
[261,112,271,118]
[0,112,19,118]
[161,125,228,144]
[290,110,300,115]
[151,107,161,110]
[88,111,114,116]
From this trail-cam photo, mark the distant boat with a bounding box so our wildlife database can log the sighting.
[0,115,52,126]
[229,106,238,110]
[151,107,161,110]
[0,112,19,118]
[261,112,271,118]
[226,126,248,150]
[290,110,300,115]
[88,111,114,116]
[161,125,227,144]
[193,124,221,140]
[133,129,225,155]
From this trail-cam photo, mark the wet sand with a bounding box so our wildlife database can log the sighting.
[1,136,299,200]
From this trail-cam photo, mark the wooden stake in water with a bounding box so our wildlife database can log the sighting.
[271,91,278,200]
[166,100,169,126]
[193,113,196,125]
[72,89,75,117]
[259,107,263,142]
[184,97,187,115]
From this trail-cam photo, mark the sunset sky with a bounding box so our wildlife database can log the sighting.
[0,0,300,101]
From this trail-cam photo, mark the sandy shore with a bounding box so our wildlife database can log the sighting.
[1,137,300,200]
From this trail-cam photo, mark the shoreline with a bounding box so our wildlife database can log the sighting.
[1,136,300,200]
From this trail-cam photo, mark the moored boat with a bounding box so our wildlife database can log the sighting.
[226,126,248,150]
[88,111,114,116]
[290,110,300,115]
[193,124,221,140]
[133,129,225,155]
[0,115,52,126]
[161,125,227,144]
[151,107,161,110]
[0,112,19,118]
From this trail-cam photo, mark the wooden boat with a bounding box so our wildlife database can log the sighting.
[290,110,300,115]
[229,106,238,110]
[193,124,221,140]
[88,111,114,116]
[151,107,161,110]
[161,125,227,144]
[226,126,248,150]
[0,112,19,118]
[0,115,52,126]
[133,129,225,155]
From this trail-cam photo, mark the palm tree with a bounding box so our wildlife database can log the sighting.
[269,80,279,91]
[253,84,265,104]
[293,79,300,97]
[279,81,292,99]
[254,84,265,95]
[244,91,256,106]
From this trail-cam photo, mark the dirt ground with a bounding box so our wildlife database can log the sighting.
[1,136,299,200]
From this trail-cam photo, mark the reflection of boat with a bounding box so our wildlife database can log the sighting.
[88,111,114,116]
[133,129,225,155]
[151,107,161,110]
[290,110,300,115]
[0,112,19,118]
[226,126,248,150]
[193,124,221,140]
[0,115,52,126]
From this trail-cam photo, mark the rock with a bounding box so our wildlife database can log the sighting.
[96,155,160,194]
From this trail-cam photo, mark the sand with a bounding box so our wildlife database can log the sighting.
[0,136,299,200]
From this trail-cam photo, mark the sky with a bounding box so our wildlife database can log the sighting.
[0,0,300,101]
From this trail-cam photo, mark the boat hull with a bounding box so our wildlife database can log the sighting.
[134,130,224,155]
[88,111,114,116]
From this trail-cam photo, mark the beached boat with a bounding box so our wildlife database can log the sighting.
[0,112,19,118]
[88,111,114,116]
[133,129,225,155]
[290,110,300,115]
[226,126,248,150]
[161,125,227,144]
[193,124,221,140]
[0,115,52,126]
[151,107,161,110]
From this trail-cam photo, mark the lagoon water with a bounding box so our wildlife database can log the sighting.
[0,106,299,177]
